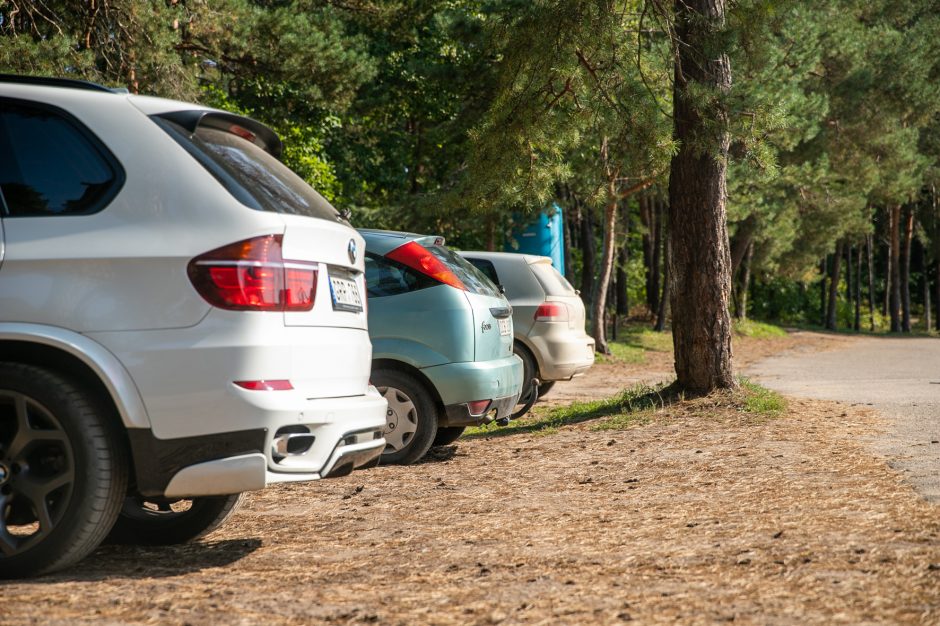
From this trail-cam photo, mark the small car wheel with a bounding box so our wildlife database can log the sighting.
[513,344,539,410]
[373,370,438,465]
[106,494,242,545]
[0,363,128,579]
[432,426,466,446]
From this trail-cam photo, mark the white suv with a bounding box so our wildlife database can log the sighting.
[0,76,386,577]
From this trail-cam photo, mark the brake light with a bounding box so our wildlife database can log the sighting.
[534,302,569,322]
[188,235,317,311]
[467,400,491,416]
[234,380,294,391]
[386,241,467,291]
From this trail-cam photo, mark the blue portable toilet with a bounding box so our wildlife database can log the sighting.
[506,203,565,275]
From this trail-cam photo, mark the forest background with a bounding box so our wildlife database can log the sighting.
[3,0,940,351]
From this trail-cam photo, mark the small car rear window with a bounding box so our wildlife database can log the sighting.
[466,258,501,286]
[531,262,576,296]
[365,254,437,298]
[155,118,340,221]
[426,246,502,297]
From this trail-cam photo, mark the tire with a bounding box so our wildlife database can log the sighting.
[0,363,128,579]
[537,381,556,398]
[106,493,242,545]
[432,426,466,446]
[373,369,438,465]
[513,344,539,416]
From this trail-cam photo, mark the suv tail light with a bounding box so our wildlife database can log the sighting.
[534,302,569,322]
[386,241,467,291]
[188,234,317,311]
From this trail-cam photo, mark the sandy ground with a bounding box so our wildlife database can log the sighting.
[2,331,938,625]
[746,332,940,502]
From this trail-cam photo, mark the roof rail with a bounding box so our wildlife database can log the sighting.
[0,74,119,94]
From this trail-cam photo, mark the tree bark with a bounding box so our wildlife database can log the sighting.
[866,233,876,331]
[579,200,595,308]
[826,240,843,330]
[667,0,735,393]
[922,243,931,332]
[616,240,629,315]
[562,203,575,285]
[591,178,619,354]
[654,232,671,332]
[889,204,902,332]
[854,243,862,332]
[737,241,753,321]
[901,206,914,333]
[820,257,828,327]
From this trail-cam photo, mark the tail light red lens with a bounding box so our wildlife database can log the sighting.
[534,302,569,322]
[467,399,491,416]
[188,234,317,311]
[386,241,467,291]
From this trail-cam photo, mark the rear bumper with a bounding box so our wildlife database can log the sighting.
[441,393,520,427]
[526,330,596,381]
[421,354,523,408]
[129,389,387,497]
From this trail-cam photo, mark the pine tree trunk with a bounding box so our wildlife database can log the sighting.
[901,206,914,333]
[889,204,902,332]
[845,242,853,303]
[867,233,876,331]
[740,242,753,321]
[579,201,595,309]
[616,242,629,315]
[649,197,663,315]
[655,232,671,332]
[820,257,828,327]
[826,241,843,330]
[562,203,575,285]
[854,244,862,332]
[640,195,656,312]
[922,244,931,332]
[592,187,618,354]
[667,0,735,393]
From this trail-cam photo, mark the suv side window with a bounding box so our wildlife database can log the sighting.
[365,254,435,298]
[466,258,501,286]
[0,100,122,217]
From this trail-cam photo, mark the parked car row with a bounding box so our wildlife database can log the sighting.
[0,75,591,578]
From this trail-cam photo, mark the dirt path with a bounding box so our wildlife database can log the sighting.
[745,332,940,502]
[4,330,938,624]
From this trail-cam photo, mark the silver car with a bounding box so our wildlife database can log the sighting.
[459,251,595,402]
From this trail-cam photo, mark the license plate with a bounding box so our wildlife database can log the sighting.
[498,318,511,336]
[329,274,362,312]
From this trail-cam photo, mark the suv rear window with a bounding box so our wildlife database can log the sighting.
[531,262,576,296]
[0,101,122,217]
[155,118,340,221]
[426,246,502,297]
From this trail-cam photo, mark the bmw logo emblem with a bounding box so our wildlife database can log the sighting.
[348,239,358,264]
[0,462,8,485]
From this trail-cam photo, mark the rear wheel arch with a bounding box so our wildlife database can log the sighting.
[513,338,544,379]
[371,358,445,411]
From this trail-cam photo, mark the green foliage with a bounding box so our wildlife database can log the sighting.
[733,319,787,338]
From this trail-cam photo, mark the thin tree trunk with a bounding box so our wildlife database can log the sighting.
[592,176,619,354]
[922,243,931,332]
[649,196,663,315]
[640,195,656,312]
[735,241,753,321]
[654,232,671,332]
[901,206,914,333]
[826,240,843,330]
[616,241,629,316]
[854,243,862,332]
[867,233,876,331]
[820,257,828,327]
[562,201,575,285]
[667,0,735,393]
[579,200,595,308]
[845,242,853,303]
[889,204,902,332]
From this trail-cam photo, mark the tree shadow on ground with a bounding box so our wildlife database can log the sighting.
[465,383,683,440]
[21,538,262,583]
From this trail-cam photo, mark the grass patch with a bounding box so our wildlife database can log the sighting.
[733,319,788,338]
[466,384,668,439]
[737,378,787,416]
[597,324,673,364]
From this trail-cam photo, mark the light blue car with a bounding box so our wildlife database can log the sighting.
[360,230,524,464]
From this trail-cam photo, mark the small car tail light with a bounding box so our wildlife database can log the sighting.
[467,400,491,416]
[386,241,467,291]
[534,302,569,322]
[188,235,317,311]
[234,380,294,391]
